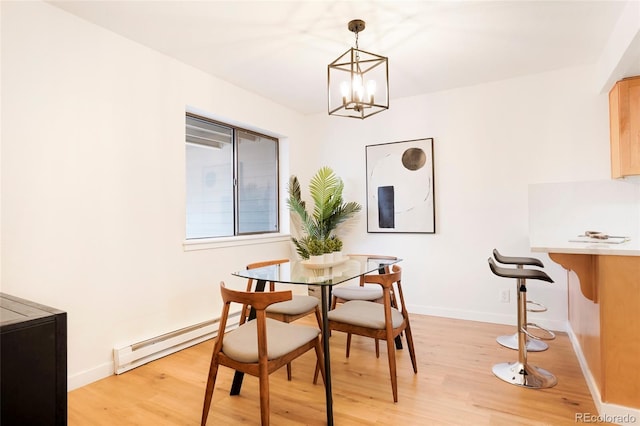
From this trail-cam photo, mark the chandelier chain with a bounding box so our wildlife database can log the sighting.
[354,31,360,67]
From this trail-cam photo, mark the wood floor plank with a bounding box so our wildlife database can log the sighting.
[69,314,604,425]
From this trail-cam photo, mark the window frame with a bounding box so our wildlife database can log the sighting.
[185,112,280,240]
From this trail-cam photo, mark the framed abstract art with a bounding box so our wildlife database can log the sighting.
[365,138,435,233]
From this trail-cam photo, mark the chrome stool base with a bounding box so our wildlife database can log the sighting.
[496,333,548,352]
[492,361,557,389]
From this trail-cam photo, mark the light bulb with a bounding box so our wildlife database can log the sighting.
[353,74,364,102]
[367,80,376,104]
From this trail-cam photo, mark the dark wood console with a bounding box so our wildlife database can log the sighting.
[1,293,67,425]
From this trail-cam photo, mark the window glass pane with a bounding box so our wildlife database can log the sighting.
[237,131,278,234]
[185,117,234,238]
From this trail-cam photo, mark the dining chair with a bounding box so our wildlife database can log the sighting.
[330,254,399,358]
[330,254,398,309]
[201,282,325,426]
[240,258,322,380]
[327,265,417,402]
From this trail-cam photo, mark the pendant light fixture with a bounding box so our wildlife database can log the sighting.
[328,19,389,119]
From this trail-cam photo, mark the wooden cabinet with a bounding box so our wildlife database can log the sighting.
[0,293,67,425]
[548,254,640,409]
[609,75,640,178]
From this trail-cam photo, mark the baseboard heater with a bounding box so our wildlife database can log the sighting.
[113,312,240,374]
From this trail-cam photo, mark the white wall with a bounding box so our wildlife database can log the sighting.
[529,179,640,249]
[0,1,309,389]
[306,65,612,331]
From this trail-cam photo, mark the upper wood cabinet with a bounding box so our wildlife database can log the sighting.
[609,75,640,178]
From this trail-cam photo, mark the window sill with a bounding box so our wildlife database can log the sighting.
[183,233,291,252]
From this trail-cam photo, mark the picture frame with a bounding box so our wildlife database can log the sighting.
[365,138,435,233]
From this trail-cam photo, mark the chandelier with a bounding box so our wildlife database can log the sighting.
[328,19,389,119]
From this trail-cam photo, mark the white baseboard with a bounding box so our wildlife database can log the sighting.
[407,304,568,332]
[68,362,114,391]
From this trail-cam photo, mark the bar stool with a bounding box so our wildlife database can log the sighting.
[488,257,557,388]
[493,249,550,352]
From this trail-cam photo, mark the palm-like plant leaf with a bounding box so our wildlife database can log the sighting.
[324,201,362,233]
[309,166,346,238]
[291,236,310,259]
[287,176,315,237]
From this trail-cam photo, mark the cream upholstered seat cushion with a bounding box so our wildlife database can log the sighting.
[332,285,383,301]
[266,295,319,315]
[222,318,320,363]
[327,300,404,329]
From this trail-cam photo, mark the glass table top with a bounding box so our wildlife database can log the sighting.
[232,255,401,286]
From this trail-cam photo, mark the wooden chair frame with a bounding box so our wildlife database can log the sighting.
[240,258,323,380]
[201,282,325,426]
[328,265,417,402]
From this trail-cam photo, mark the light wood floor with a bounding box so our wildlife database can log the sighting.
[69,314,603,425]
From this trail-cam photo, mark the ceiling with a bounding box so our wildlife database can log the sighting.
[48,1,629,115]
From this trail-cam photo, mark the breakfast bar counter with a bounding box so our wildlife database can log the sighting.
[532,239,640,257]
[531,243,640,412]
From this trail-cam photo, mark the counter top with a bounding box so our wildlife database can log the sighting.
[531,238,640,256]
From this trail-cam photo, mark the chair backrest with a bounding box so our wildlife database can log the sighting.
[361,264,401,287]
[348,254,398,286]
[221,281,292,309]
[215,282,293,356]
[361,265,408,318]
[246,258,290,292]
[240,259,290,325]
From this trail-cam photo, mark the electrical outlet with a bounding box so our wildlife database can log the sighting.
[499,289,510,303]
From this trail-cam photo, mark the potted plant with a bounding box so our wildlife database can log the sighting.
[287,166,361,259]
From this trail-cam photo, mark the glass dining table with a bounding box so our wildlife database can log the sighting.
[231,254,401,426]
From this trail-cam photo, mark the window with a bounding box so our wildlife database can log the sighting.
[185,113,279,239]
